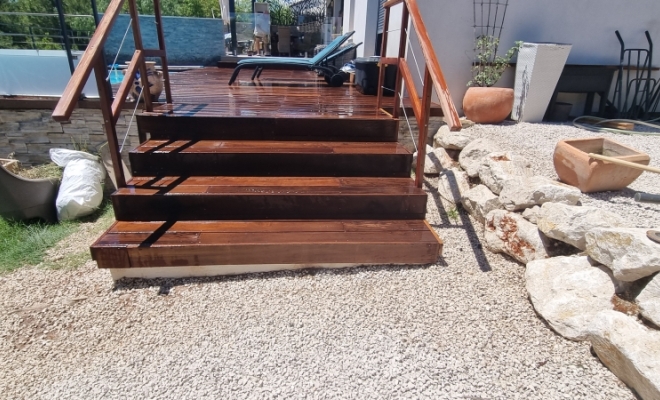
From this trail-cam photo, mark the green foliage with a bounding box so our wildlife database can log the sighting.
[468,36,522,87]
[267,0,295,26]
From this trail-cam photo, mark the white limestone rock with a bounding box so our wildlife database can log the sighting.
[477,152,533,194]
[460,118,475,129]
[638,273,660,327]
[434,124,474,150]
[438,168,470,213]
[587,310,660,400]
[522,206,541,224]
[412,145,443,175]
[586,228,660,282]
[458,138,502,177]
[499,176,581,211]
[429,146,455,170]
[461,184,502,223]
[537,203,627,250]
[526,256,615,341]
[484,210,551,264]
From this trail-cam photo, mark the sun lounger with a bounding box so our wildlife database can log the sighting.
[228,31,356,86]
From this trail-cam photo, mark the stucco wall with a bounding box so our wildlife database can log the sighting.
[0,109,139,166]
[377,0,660,114]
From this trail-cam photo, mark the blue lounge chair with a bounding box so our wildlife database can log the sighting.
[228,31,356,86]
[252,41,362,83]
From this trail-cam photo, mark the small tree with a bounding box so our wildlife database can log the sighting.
[468,36,521,87]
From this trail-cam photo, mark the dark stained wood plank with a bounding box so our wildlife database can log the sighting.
[129,140,412,177]
[91,219,442,268]
[107,219,431,234]
[137,114,399,142]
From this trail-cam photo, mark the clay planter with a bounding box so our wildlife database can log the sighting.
[463,87,514,124]
[554,137,650,193]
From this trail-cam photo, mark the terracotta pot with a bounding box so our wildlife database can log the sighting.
[553,137,650,193]
[462,87,514,124]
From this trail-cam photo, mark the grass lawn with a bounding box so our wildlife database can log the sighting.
[0,201,114,273]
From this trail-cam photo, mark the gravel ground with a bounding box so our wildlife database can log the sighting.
[1,122,657,399]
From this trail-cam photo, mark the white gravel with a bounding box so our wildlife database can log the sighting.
[1,122,655,399]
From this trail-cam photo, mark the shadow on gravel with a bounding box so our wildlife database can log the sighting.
[112,263,439,293]
[425,176,492,273]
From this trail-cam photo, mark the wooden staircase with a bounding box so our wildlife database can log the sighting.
[50,0,458,280]
[91,114,442,279]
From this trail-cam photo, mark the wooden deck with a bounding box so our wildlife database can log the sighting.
[151,67,439,119]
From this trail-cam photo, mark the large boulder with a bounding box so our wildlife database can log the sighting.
[484,210,552,264]
[477,152,533,194]
[526,256,615,341]
[499,176,581,211]
[458,138,502,177]
[433,124,474,150]
[637,273,660,327]
[537,203,627,250]
[461,184,502,223]
[438,168,470,213]
[587,310,660,400]
[586,228,660,282]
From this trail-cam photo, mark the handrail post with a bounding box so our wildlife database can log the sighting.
[376,5,391,111]
[128,0,154,112]
[415,66,433,188]
[392,4,409,119]
[93,58,126,188]
[153,0,173,104]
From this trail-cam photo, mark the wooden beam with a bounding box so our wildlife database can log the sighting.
[416,67,433,188]
[399,59,422,121]
[391,5,409,119]
[378,57,399,66]
[384,0,405,8]
[52,0,126,122]
[376,6,391,110]
[128,0,153,112]
[93,58,126,188]
[153,0,173,104]
[143,49,166,58]
[405,0,461,131]
[112,50,143,123]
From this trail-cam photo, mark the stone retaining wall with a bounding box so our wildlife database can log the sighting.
[0,109,140,166]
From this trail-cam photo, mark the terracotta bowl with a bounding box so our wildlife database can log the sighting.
[553,137,650,193]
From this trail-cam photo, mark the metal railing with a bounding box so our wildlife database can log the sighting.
[377,0,461,188]
[51,0,173,189]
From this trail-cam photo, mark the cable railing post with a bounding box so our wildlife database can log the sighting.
[93,57,126,188]
[415,66,433,188]
[153,0,173,104]
[376,5,391,111]
[392,4,409,119]
[128,0,154,112]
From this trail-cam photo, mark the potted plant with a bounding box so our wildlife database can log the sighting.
[463,35,522,124]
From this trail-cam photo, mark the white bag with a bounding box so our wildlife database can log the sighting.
[50,148,105,221]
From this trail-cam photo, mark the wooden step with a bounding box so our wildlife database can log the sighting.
[129,140,412,177]
[136,114,399,142]
[112,176,428,221]
[91,220,443,277]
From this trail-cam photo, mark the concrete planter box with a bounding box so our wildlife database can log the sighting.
[553,137,650,192]
[512,42,572,122]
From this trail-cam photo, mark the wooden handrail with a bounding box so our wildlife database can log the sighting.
[379,0,462,188]
[404,0,461,131]
[51,0,172,188]
[52,0,126,122]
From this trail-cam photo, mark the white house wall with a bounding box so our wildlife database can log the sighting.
[354,0,660,115]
